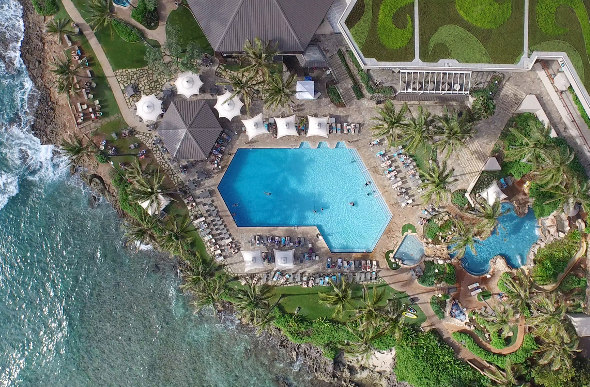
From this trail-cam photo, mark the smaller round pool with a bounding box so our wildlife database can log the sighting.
[394,234,424,266]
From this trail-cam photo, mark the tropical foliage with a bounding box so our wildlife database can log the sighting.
[370,101,408,146]
[46,18,74,44]
[532,230,581,285]
[435,110,475,159]
[418,159,457,204]
[51,57,82,94]
[318,279,354,318]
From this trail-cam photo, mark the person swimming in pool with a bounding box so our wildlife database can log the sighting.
[264,192,272,196]
[350,202,355,206]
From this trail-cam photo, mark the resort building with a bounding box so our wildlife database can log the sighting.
[186,0,335,54]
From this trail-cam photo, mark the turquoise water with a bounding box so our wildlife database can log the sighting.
[0,1,313,384]
[394,234,424,266]
[218,143,392,252]
[460,203,539,275]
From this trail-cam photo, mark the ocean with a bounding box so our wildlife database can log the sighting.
[0,0,312,385]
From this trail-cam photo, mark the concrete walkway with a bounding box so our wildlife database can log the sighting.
[61,0,142,129]
[115,0,178,46]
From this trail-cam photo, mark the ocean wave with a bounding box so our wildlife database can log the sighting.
[0,0,25,73]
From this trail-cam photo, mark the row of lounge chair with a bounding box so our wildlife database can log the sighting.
[192,197,238,261]
[251,235,307,248]
[326,258,378,271]
[251,270,381,286]
[376,146,422,207]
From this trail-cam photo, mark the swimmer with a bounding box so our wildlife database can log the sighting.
[350,202,355,206]
[314,210,317,213]
[264,192,272,196]
[321,208,324,211]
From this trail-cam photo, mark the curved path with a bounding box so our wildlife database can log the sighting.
[61,0,142,129]
[455,316,526,355]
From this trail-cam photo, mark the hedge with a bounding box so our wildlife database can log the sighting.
[456,0,512,29]
[451,189,469,209]
[337,49,364,99]
[452,331,537,367]
[430,295,447,319]
[32,0,58,15]
[569,87,590,127]
[112,19,144,43]
[377,0,414,50]
[559,274,587,292]
[131,0,159,30]
[327,85,344,105]
[347,50,395,95]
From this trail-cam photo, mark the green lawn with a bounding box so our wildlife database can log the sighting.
[419,0,524,64]
[270,282,426,325]
[70,0,152,70]
[166,4,213,54]
[346,0,415,62]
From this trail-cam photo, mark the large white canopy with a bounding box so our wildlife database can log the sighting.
[296,80,316,100]
[479,181,507,206]
[139,194,171,216]
[242,250,265,272]
[274,115,298,139]
[274,249,295,269]
[242,113,268,140]
[135,94,163,122]
[175,72,203,98]
[306,116,329,138]
[214,91,243,120]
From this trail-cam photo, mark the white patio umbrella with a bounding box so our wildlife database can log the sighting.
[139,194,171,216]
[214,91,243,120]
[306,116,329,138]
[242,113,268,140]
[242,250,265,272]
[274,249,295,269]
[135,94,162,122]
[175,72,203,98]
[296,80,316,100]
[274,115,298,138]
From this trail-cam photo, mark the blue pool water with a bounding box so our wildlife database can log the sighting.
[460,203,539,275]
[113,0,130,6]
[218,142,392,252]
[394,234,424,266]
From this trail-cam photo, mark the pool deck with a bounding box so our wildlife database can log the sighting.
[198,124,424,274]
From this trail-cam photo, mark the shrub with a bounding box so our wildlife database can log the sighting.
[559,274,587,292]
[430,295,446,319]
[444,264,456,285]
[327,85,344,105]
[131,0,159,30]
[501,160,533,180]
[451,189,469,209]
[471,94,496,120]
[112,19,144,43]
[532,231,581,284]
[31,0,58,15]
[569,87,590,127]
[424,219,440,240]
[95,152,109,163]
[396,328,487,387]
[452,332,537,367]
[402,223,417,235]
[337,49,364,99]
[529,182,560,218]
[477,290,491,301]
[352,84,364,99]
[418,261,455,286]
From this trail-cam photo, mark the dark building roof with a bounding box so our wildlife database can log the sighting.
[157,100,222,160]
[186,0,334,53]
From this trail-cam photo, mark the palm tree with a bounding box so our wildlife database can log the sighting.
[233,279,276,328]
[60,135,92,164]
[435,110,474,159]
[482,358,523,387]
[535,335,579,371]
[220,70,259,114]
[528,293,576,345]
[124,211,159,246]
[182,257,230,312]
[52,58,81,94]
[471,199,509,238]
[500,269,533,315]
[128,167,168,214]
[534,147,574,188]
[370,101,409,147]
[479,304,515,339]
[158,215,194,257]
[242,38,278,80]
[354,285,387,331]
[263,72,296,110]
[87,0,115,32]
[46,18,73,44]
[504,119,554,167]
[418,159,457,205]
[318,279,353,318]
[400,106,435,153]
[544,176,590,214]
[449,220,477,259]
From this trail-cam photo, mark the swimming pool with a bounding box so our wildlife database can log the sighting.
[394,234,424,266]
[113,0,130,7]
[459,203,539,275]
[218,142,392,252]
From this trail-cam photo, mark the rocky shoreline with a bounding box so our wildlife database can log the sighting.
[17,3,402,385]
